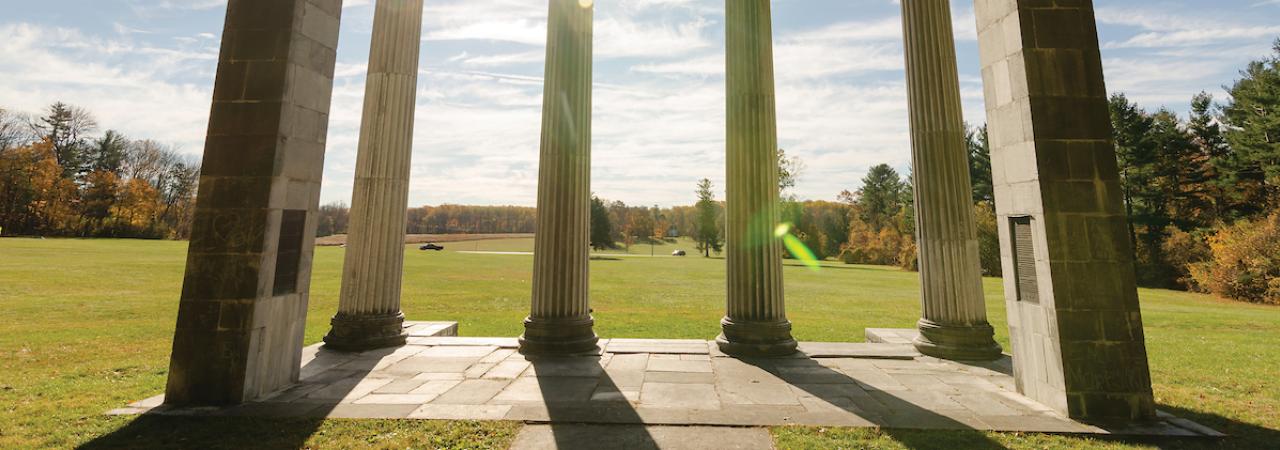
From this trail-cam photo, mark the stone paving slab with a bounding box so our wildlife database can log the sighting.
[510,424,773,450]
[114,337,1220,438]
[606,339,711,355]
[798,342,919,359]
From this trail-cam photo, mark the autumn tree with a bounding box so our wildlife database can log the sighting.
[80,170,121,235]
[0,141,77,235]
[624,208,655,243]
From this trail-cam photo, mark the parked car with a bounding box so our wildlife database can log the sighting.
[419,243,445,251]
[671,250,687,257]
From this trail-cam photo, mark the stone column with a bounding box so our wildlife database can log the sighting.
[167,0,342,405]
[323,0,424,351]
[900,0,1003,361]
[977,0,1155,421]
[718,0,797,357]
[519,0,598,355]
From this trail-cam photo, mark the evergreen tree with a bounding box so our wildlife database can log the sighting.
[90,130,129,174]
[1220,39,1280,208]
[856,164,906,231]
[589,195,614,250]
[965,124,994,204]
[36,102,97,178]
[693,178,722,257]
[1188,92,1247,223]
[1110,93,1158,250]
[1110,94,1203,287]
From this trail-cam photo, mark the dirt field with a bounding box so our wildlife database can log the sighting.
[314,233,534,246]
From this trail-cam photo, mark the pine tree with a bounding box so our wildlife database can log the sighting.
[965,124,994,204]
[856,164,905,232]
[589,195,614,250]
[90,130,130,174]
[1220,39,1280,208]
[693,178,722,257]
[36,102,97,178]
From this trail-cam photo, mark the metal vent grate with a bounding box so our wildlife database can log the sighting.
[273,210,307,296]
[1011,216,1039,304]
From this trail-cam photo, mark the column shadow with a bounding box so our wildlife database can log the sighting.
[738,356,1009,450]
[79,346,388,449]
[528,355,659,449]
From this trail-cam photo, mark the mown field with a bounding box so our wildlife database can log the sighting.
[0,237,1277,449]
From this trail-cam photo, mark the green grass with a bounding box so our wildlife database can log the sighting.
[1,238,1277,449]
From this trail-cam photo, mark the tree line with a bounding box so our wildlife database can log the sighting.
[11,40,1276,305]
[0,103,199,238]
[1104,41,1280,303]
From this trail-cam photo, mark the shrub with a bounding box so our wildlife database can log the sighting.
[1162,226,1212,291]
[974,202,1002,277]
[1189,213,1280,305]
[897,235,918,272]
[838,219,919,270]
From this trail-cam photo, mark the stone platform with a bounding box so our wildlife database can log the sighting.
[113,332,1219,438]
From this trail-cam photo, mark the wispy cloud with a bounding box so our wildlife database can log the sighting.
[1,0,1275,207]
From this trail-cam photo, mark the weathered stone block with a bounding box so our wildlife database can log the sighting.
[979,0,1155,423]
[199,135,279,177]
[167,0,340,407]
[224,28,291,62]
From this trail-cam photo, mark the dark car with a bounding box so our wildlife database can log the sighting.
[419,243,445,251]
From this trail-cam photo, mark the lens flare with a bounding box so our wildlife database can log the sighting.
[774,223,791,238]
[775,222,821,271]
[578,0,593,8]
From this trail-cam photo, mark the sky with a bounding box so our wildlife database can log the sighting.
[2,0,1278,207]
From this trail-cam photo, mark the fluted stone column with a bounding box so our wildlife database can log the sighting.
[323,0,424,351]
[718,0,797,357]
[901,0,1003,361]
[519,0,598,356]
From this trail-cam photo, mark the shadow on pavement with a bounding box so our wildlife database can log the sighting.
[79,345,388,450]
[526,356,660,449]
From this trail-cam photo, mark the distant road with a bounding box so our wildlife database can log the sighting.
[316,233,534,246]
[458,251,671,258]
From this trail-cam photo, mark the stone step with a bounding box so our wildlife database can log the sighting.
[864,328,919,345]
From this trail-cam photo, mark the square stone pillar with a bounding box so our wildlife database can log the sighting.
[165,0,342,405]
[976,0,1156,422]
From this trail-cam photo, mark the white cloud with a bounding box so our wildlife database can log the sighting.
[0,23,214,154]
[2,0,1274,207]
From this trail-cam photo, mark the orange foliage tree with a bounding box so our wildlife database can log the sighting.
[1189,213,1280,304]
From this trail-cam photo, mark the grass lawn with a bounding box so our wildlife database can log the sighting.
[1,237,1277,449]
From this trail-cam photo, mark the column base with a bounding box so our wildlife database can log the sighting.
[716,317,798,357]
[323,311,408,352]
[519,315,599,356]
[913,318,1003,361]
